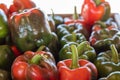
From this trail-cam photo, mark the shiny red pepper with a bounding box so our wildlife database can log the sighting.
[81,0,111,32]
[11,48,58,80]
[0,3,8,16]
[57,45,97,80]
[8,0,36,16]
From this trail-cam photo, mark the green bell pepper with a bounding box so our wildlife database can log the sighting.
[50,9,64,27]
[56,23,89,40]
[89,21,120,53]
[0,9,9,44]
[0,45,15,71]
[94,44,120,78]
[9,8,58,57]
[59,41,96,62]
[60,33,86,47]
[98,71,120,80]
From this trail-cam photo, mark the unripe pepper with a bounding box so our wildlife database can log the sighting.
[0,9,9,44]
[89,21,120,53]
[9,8,58,58]
[94,44,120,78]
[59,41,96,62]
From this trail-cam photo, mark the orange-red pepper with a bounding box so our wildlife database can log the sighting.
[57,45,97,80]
[8,0,36,16]
[81,0,111,32]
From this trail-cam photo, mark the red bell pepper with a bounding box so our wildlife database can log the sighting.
[11,47,58,80]
[8,0,36,16]
[57,45,97,80]
[0,3,8,16]
[81,0,111,32]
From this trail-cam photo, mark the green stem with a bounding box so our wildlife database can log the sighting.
[37,45,46,52]
[72,33,77,42]
[110,44,119,64]
[51,9,55,19]
[73,6,79,20]
[93,0,102,6]
[30,54,42,64]
[70,45,79,69]
[77,41,89,56]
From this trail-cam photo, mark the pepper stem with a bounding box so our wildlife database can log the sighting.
[73,6,79,20]
[110,44,119,64]
[37,45,46,52]
[70,45,79,69]
[93,0,102,6]
[51,9,55,19]
[72,33,77,42]
[30,54,42,64]
[77,41,89,56]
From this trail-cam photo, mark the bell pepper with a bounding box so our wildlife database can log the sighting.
[0,3,8,16]
[50,9,64,27]
[0,69,11,80]
[94,44,120,78]
[81,0,111,32]
[11,47,58,80]
[0,45,15,71]
[98,71,120,80]
[92,20,118,32]
[8,0,36,15]
[60,33,86,47]
[57,44,97,80]
[59,41,96,62]
[0,9,9,44]
[9,8,58,57]
[48,16,56,32]
[89,21,120,53]
[57,23,89,40]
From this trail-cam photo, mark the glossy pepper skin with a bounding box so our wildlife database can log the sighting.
[89,21,120,53]
[94,44,120,78]
[0,3,8,16]
[50,9,64,27]
[0,45,15,71]
[81,0,111,32]
[60,33,86,47]
[0,9,9,44]
[11,50,58,80]
[98,71,120,80]
[9,8,58,55]
[8,0,36,16]
[57,45,97,80]
[59,41,96,62]
[57,23,89,40]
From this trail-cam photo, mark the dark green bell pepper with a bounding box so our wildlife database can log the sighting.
[98,71,120,80]
[0,69,11,80]
[9,8,58,57]
[94,44,120,78]
[0,9,9,44]
[89,21,120,53]
[0,45,15,71]
[59,41,96,62]
[57,23,89,40]
[50,9,64,27]
[60,33,86,47]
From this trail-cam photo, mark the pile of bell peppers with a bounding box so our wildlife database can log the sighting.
[1,0,120,80]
